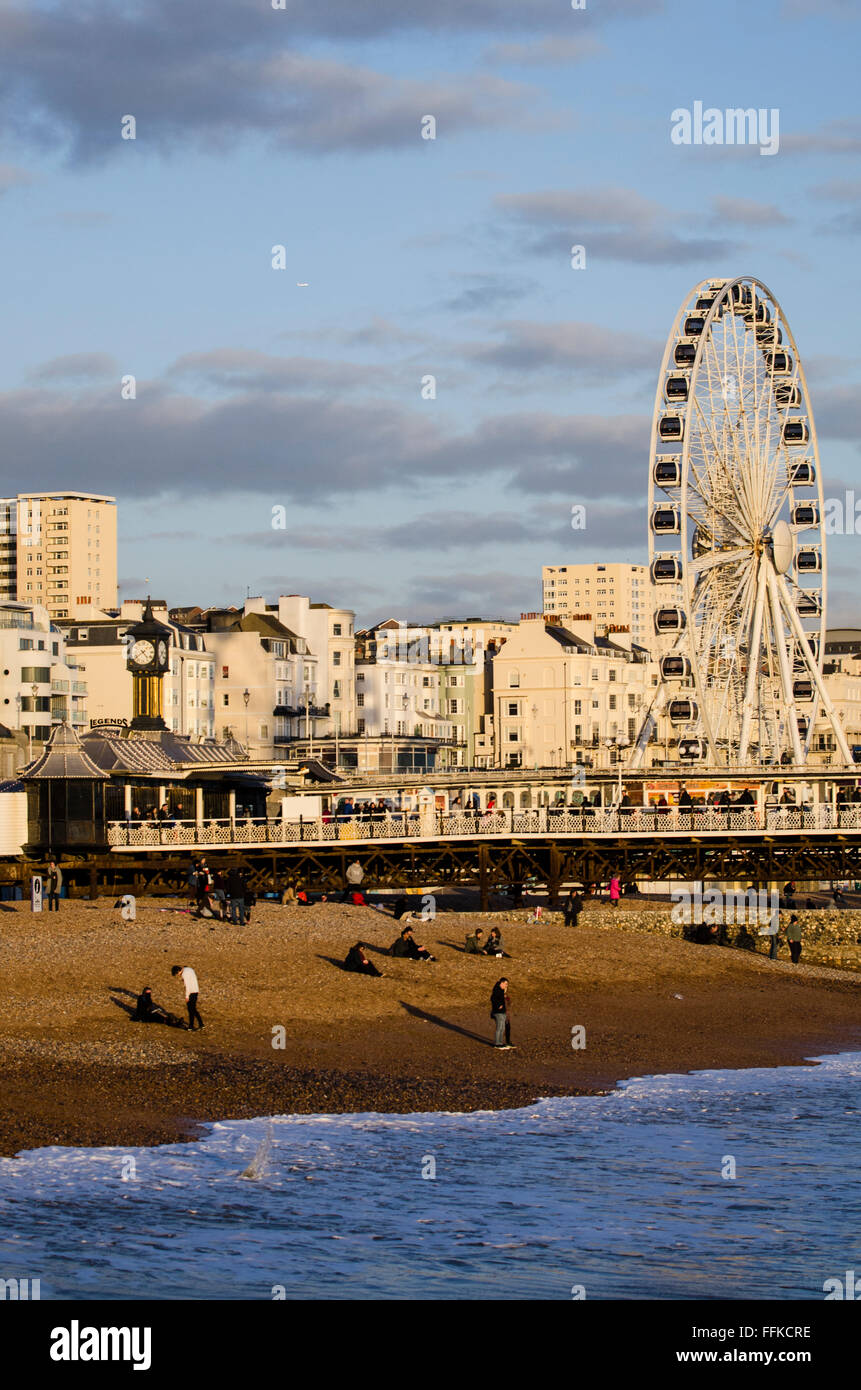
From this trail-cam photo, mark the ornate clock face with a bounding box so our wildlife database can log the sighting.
[157,640,168,666]
[131,639,155,666]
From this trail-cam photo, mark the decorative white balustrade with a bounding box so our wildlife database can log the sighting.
[106,802,861,849]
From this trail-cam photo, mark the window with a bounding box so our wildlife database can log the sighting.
[333,623,342,636]
[357,718,365,734]
[357,671,365,682]
[221,666,229,678]
[508,730,519,742]
[422,676,430,687]
[223,694,229,706]
[507,701,519,716]
[333,651,341,666]
[450,698,461,715]
[357,693,364,707]
[609,694,617,710]
[509,672,520,688]
[259,724,269,739]
[591,669,599,681]
[574,724,582,741]
[609,669,616,682]
[333,680,341,698]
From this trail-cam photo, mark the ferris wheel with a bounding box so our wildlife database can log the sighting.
[634,274,852,770]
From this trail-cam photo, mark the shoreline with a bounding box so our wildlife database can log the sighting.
[2,897,860,1157]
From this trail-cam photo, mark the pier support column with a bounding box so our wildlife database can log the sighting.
[88,864,98,900]
[479,843,490,912]
[547,844,562,909]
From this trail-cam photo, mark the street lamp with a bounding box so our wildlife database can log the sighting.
[30,682,38,758]
[242,688,250,752]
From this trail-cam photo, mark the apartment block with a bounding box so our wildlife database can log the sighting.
[0,492,118,620]
[0,600,87,756]
[541,563,650,647]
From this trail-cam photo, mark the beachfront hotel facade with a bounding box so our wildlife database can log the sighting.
[0,492,118,621]
[541,563,651,649]
[171,602,325,759]
[489,612,662,769]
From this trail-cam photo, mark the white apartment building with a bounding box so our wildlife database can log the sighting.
[541,563,650,648]
[249,595,357,739]
[0,600,87,756]
[355,620,453,743]
[0,492,118,620]
[60,600,215,738]
[491,613,659,768]
[171,604,322,759]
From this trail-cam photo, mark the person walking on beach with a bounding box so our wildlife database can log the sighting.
[609,876,621,910]
[563,888,583,927]
[46,858,63,912]
[171,964,203,1030]
[226,867,245,925]
[490,978,513,1049]
[786,914,803,965]
[342,860,364,903]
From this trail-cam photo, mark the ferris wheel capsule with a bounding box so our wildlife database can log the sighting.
[668,698,699,723]
[783,418,809,445]
[658,413,684,441]
[655,607,686,633]
[796,545,822,573]
[652,554,683,583]
[789,459,815,485]
[792,502,819,527]
[678,736,708,760]
[660,653,691,679]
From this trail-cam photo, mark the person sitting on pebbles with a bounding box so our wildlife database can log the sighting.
[344,942,382,976]
[390,925,435,962]
[464,927,485,954]
[483,926,507,958]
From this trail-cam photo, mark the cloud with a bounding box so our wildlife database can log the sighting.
[0,362,649,507]
[465,320,660,376]
[398,569,534,622]
[496,186,737,265]
[0,4,539,162]
[811,385,861,443]
[443,274,538,314]
[711,195,792,227]
[484,37,605,66]
[810,179,861,201]
[169,349,381,394]
[780,119,861,156]
[26,353,118,383]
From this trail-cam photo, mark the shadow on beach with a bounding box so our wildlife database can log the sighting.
[399,1000,494,1047]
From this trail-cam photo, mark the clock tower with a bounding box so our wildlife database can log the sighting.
[125,598,172,732]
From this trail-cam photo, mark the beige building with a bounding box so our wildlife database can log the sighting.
[60,600,214,738]
[490,613,659,768]
[0,491,118,620]
[541,563,650,648]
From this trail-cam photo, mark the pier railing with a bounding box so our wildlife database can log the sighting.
[106,803,861,849]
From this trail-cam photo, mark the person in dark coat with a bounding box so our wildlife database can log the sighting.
[490,978,513,1049]
[483,927,507,958]
[392,896,409,920]
[344,942,382,976]
[390,926,435,961]
[563,889,583,927]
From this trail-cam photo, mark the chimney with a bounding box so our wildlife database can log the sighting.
[606,624,632,651]
[559,612,595,645]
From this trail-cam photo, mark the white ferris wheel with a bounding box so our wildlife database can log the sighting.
[632,274,852,771]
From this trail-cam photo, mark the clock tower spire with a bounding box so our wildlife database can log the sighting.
[126,597,171,732]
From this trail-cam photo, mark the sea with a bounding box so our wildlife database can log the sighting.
[1,1052,858,1301]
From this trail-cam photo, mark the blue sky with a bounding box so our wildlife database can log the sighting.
[1,0,860,624]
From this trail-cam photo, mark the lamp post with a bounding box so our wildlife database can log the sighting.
[242,687,250,753]
[31,682,38,757]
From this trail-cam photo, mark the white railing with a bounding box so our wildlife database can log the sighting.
[105,802,861,848]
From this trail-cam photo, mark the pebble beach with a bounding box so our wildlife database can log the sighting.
[1,893,859,1156]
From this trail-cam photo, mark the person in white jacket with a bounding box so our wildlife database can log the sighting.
[171,964,203,1030]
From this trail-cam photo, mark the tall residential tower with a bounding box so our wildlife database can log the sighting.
[0,492,118,620]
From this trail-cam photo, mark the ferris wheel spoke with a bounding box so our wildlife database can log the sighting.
[688,545,749,576]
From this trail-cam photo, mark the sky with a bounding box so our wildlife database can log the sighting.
[1,0,860,626]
